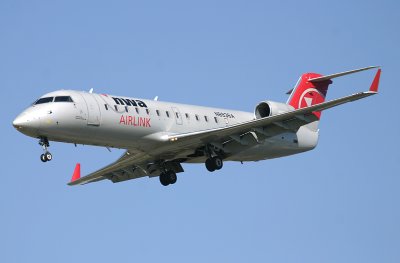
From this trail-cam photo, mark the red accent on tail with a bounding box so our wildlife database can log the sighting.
[369,69,381,92]
[288,73,332,119]
[71,163,81,182]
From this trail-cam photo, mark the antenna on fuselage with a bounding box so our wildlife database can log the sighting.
[154,96,158,101]
[89,88,94,93]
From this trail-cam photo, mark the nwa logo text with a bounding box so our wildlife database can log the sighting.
[112,97,148,108]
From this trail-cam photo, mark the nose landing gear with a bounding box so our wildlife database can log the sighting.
[39,137,52,162]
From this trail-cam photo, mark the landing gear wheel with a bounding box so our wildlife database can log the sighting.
[40,154,47,162]
[167,171,177,185]
[212,156,223,170]
[205,158,216,172]
[159,171,178,186]
[205,156,223,172]
[45,152,52,161]
[159,173,170,186]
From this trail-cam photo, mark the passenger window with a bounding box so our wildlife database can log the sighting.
[214,117,218,123]
[104,104,108,110]
[146,109,150,115]
[135,108,139,114]
[175,112,179,118]
[125,106,129,113]
[185,113,190,119]
[54,96,73,102]
[195,114,199,121]
[34,97,53,105]
[204,116,209,122]
[114,105,118,111]
[166,111,170,118]
[156,110,160,116]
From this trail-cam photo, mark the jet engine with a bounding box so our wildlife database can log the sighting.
[254,101,294,119]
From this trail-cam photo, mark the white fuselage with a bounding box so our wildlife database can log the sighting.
[13,90,319,163]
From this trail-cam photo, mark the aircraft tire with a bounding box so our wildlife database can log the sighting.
[167,171,177,184]
[40,154,47,162]
[45,152,52,161]
[212,156,223,170]
[159,173,170,186]
[205,158,216,172]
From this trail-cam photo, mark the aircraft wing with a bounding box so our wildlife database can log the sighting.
[166,69,380,150]
[68,151,149,185]
[68,150,184,186]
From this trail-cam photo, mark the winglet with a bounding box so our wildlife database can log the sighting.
[369,69,381,92]
[70,163,81,182]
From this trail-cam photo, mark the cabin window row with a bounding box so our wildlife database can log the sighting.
[105,104,219,124]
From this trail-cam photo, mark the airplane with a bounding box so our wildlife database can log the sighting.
[12,66,381,186]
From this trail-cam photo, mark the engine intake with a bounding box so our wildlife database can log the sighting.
[254,101,294,119]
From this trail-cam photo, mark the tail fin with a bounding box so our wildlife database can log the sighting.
[287,73,331,119]
[286,66,379,119]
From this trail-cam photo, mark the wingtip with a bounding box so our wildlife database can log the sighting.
[70,163,81,183]
[369,68,381,92]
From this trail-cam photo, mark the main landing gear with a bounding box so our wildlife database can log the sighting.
[159,170,177,186]
[205,156,223,172]
[204,144,224,172]
[39,137,52,162]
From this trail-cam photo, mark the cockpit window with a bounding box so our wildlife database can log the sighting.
[54,96,73,102]
[34,97,54,105]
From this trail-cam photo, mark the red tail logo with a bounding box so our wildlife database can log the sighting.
[288,73,332,119]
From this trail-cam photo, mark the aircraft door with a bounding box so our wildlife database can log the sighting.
[171,107,183,125]
[80,93,101,126]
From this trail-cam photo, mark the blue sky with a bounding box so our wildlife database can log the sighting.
[1,0,399,262]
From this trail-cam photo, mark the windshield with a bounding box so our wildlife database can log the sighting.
[54,96,73,102]
[34,97,54,105]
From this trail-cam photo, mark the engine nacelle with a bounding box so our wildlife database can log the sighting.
[254,101,294,119]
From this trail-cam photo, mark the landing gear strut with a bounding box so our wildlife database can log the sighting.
[159,170,177,186]
[39,137,52,162]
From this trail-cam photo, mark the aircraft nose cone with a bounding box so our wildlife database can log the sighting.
[13,115,26,129]
[12,113,40,132]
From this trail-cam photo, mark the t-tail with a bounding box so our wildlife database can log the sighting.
[286,66,380,120]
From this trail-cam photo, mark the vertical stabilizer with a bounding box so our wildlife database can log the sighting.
[287,73,332,119]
